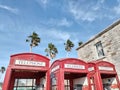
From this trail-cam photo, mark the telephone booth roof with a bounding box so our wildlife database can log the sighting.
[3,53,50,90]
[51,58,88,73]
[9,52,50,71]
[88,60,116,74]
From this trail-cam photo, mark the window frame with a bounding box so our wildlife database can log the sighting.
[95,41,105,58]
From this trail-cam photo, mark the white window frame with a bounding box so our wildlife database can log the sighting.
[95,41,105,58]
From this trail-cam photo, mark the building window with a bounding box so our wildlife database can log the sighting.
[95,41,105,58]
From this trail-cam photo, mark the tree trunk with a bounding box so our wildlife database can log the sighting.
[30,46,32,52]
[66,51,69,57]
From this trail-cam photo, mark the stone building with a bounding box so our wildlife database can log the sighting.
[76,19,120,79]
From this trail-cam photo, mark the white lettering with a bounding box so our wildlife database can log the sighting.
[88,67,94,71]
[98,66,113,71]
[51,65,60,72]
[15,60,46,67]
[64,64,85,69]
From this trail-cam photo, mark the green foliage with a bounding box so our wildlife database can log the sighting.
[78,41,83,46]
[45,43,58,59]
[26,32,40,52]
[64,39,74,52]
[64,39,74,57]
[1,66,5,73]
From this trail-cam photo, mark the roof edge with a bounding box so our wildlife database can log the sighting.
[76,19,120,50]
[11,52,50,60]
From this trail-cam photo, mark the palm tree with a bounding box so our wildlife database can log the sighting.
[78,41,83,46]
[26,32,40,52]
[45,43,58,59]
[0,66,5,73]
[0,66,5,80]
[64,39,74,57]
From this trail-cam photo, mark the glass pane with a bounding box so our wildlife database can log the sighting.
[14,86,36,90]
[91,85,94,90]
[64,80,70,85]
[90,78,93,84]
[52,86,57,90]
[65,86,70,90]
[14,79,36,86]
[102,77,120,90]
[52,78,57,85]
[95,41,105,57]
[14,79,18,86]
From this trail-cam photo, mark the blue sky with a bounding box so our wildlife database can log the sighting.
[0,0,120,81]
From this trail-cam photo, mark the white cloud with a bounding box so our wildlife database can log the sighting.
[33,26,71,42]
[68,1,97,22]
[0,4,18,14]
[41,18,72,27]
[0,24,4,30]
[57,18,72,27]
[100,0,105,3]
[113,3,120,14]
[41,0,48,5]
[67,0,118,22]
[50,30,70,41]
[36,0,48,8]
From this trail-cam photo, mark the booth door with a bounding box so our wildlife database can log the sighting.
[74,84,82,90]
[64,79,70,90]
[14,79,36,90]
[51,73,57,90]
[88,75,96,90]
[64,73,88,90]
[101,74,120,90]
[64,79,84,90]
[14,79,45,90]
[89,77,95,90]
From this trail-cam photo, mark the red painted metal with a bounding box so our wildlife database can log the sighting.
[88,60,120,90]
[50,58,88,90]
[2,53,50,90]
[3,53,120,90]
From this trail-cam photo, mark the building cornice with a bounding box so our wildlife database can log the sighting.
[76,19,120,50]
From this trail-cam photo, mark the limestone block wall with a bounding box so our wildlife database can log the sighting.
[77,20,120,79]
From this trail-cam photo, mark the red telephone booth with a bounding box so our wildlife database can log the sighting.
[50,58,88,90]
[88,60,120,90]
[3,53,50,90]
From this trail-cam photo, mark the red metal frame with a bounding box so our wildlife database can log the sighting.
[88,60,120,90]
[50,58,88,90]
[3,53,120,90]
[2,53,50,90]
